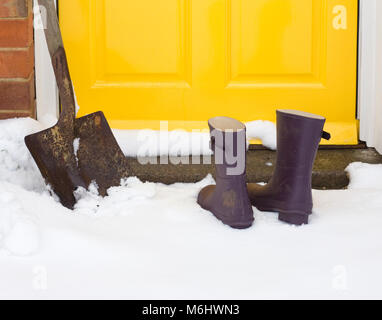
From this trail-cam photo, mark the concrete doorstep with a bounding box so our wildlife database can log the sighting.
[127,147,382,190]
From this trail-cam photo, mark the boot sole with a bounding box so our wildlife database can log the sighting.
[255,205,312,215]
[212,210,254,229]
[224,220,254,229]
[278,211,308,226]
[199,204,254,229]
[256,206,309,226]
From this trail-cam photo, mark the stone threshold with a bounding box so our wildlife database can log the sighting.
[127,147,382,189]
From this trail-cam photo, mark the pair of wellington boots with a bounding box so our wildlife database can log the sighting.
[197,110,331,229]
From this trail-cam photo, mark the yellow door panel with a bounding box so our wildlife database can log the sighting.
[59,0,358,144]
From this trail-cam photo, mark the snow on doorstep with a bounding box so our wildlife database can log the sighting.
[246,120,277,150]
[113,120,276,158]
[1,117,382,299]
[346,162,382,190]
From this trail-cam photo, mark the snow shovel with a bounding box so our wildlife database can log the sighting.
[25,0,130,209]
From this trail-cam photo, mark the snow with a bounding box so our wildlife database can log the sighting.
[0,118,46,192]
[113,120,277,158]
[0,186,41,256]
[73,138,80,164]
[246,120,277,150]
[346,162,382,190]
[1,117,382,299]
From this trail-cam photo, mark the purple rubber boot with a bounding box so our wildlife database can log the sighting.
[197,117,254,229]
[248,110,331,225]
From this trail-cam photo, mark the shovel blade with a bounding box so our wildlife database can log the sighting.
[25,112,130,209]
[74,111,130,196]
[25,124,86,209]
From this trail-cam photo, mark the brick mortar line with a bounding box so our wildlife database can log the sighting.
[0,46,32,51]
[0,73,34,82]
[0,110,33,113]
[0,39,34,48]
[0,16,30,21]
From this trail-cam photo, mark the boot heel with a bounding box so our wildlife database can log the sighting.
[278,211,309,226]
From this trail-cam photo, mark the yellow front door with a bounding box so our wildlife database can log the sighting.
[60,0,358,144]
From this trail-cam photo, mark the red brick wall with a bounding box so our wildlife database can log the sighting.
[0,0,35,119]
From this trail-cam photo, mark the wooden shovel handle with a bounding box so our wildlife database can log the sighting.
[37,0,75,126]
[52,47,76,128]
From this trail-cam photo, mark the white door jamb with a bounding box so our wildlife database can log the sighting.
[33,0,59,122]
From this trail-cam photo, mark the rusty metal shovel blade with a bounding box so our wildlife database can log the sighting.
[25,111,130,209]
[25,0,130,209]
[74,111,131,197]
[25,119,85,209]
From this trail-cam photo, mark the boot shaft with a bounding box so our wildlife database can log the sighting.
[272,110,328,204]
[209,117,252,221]
[197,116,254,229]
[276,110,326,169]
[246,110,330,224]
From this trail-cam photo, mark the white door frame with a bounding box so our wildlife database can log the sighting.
[34,0,382,152]
[358,0,382,153]
[33,0,59,121]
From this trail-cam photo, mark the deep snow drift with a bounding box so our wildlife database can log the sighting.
[1,117,382,299]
